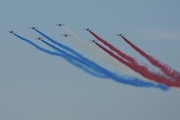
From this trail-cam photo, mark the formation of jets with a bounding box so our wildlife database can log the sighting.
[8,24,124,43]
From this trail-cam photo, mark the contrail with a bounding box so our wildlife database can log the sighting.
[13,33,108,78]
[94,41,179,88]
[61,26,147,79]
[13,33,168,90]
[121,35,180,81]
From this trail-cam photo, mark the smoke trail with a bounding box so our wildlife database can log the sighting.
[89,31,137,64]
[61,26,111,60]
[67,37,93,55]
[61,26,146,79]
[13,33,62,56]
[13,33,108,78]
[35,29,121,76]
[41,39,111,76]
[88,30,159,81]
[35,29,82,59]
[68,36,145,79]
[61,26,129,69]
[95,41,179,88]
[88,31,179,86]
[121,36,180,80]
[41,40,169,90]
[13,33,168,90]
[35,29,104,69]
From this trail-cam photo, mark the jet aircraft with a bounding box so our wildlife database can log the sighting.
[56,23,64,26]
[61,34,70,37]
[35,37,43,40]
[89,40,97,42]
[83,28,92,31]
[7,31,15,34]
[29,27,38,30]
[116,33,124,36]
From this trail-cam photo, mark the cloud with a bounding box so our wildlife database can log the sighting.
[130,26,180,41]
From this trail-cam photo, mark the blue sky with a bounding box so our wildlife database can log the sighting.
[1,0,180,120]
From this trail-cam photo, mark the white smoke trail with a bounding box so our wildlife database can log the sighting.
[62,26,118,66]
[67,37,112,61]
[62,27,110,58]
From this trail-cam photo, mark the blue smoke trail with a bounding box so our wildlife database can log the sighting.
[41,39,111,77]
[35,29,82,57]
[35,29,98,68]
[13,33,108,78]
[13,33,169,91]
[41,40,108,78]
[39,36,169,91]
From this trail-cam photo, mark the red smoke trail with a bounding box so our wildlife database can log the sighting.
[94,42,180,88]
[89,31,174,82]
[121,36,180,81]
[89,31,137,64]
